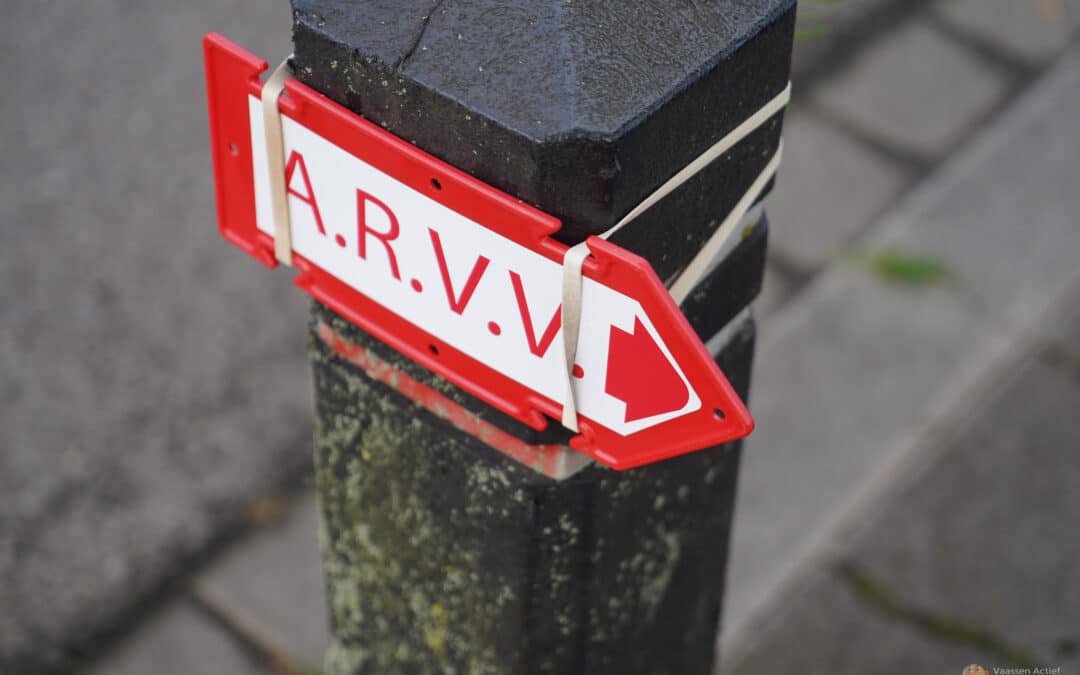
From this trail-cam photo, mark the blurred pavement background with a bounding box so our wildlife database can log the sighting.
[2,1,1078,674]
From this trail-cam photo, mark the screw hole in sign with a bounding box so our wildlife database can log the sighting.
[428,344,440,356]
[713,408,726,420]
[430,178,442,190]
[228,143,239,156]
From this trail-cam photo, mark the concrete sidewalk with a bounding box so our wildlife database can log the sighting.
[725,40,1080,673]
[728,281,1080,673]
[0,2,305,672]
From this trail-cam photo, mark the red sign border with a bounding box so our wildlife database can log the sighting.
[203,33,753,470]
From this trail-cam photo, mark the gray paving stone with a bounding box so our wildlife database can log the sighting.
[1046,277,1080,353]
[725,337,1080,674]
[838,351,1080,668]
[811,19,1011,159]
[729,267,1005,627]
[933,0,1079,64]
[193,494,329,670]
[789,0,901,80]
[87,600,270,675]
[880,43,1080,330]
[0,2,308,671]
[725,568,985,675]
[768,108,912,269]
[725,41,1080,653]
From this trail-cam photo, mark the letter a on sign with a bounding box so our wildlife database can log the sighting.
[203,34,753,470]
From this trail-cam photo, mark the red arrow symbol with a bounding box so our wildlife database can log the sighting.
[605,317,690,423]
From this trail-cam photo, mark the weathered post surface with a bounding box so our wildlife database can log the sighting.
[293,1,794,673]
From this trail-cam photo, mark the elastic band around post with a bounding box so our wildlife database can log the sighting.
[560,242,591,431]
[262,56,295,266]
[558,82,792,432]
[667,141,783,306]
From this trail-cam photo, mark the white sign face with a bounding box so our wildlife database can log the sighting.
[248,97,701,435]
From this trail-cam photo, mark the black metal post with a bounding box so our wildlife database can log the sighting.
[294,1,794,672]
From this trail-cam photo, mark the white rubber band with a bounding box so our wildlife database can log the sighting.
[557,82,792,432]
[262,56,295,267]
[668,141,783,305]
[596,82,790,244]
[559,241,591,431]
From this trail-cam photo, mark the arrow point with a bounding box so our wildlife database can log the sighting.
[605,317,689,423]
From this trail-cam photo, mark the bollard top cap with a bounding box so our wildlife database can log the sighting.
[293,0,793,141]
[291,0,794,255]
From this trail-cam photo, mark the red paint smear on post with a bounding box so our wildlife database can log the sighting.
[316,320,568,476]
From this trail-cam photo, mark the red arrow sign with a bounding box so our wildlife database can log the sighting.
[203,33,753,470]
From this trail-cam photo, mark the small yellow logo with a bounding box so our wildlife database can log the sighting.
[963,666,989,675]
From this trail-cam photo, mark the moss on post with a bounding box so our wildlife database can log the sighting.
[310,302,755,674]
